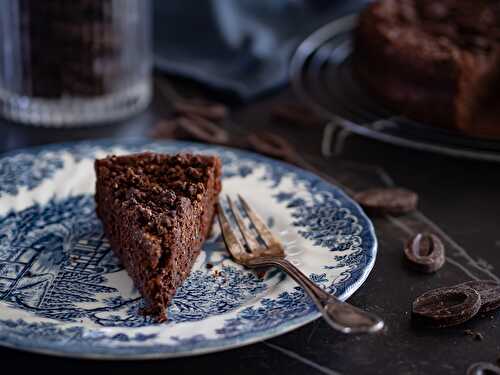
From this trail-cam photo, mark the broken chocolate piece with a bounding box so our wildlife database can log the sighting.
[173,99,228,122]
[404,233,445,273]
[412,285,481,328]
[354,188,418,216]
[464,329,484,341]
[460,280,500,313]
[271,102,325,128]
[177,115,231,146]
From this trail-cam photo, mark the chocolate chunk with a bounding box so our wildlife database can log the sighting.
[246,132,295,161]
[270,102,325,128]
[464,329,484,341]
[354,188,418,216]
[151,119,178,139]
[176,116,230,146]
[173,99,228,122]
[460,280,500,313]
[404,233,445,273]
[467,362,500,375]
[412,285,481,328]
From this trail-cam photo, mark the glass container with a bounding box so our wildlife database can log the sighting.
[0,0,151,126]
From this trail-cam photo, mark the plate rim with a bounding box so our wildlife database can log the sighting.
[0,137,378,359]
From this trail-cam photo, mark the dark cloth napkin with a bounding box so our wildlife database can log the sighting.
[153,0,367,101]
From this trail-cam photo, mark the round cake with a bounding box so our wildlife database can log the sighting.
[353,0,500,138]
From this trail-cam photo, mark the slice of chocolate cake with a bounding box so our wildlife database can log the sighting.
[95,152,222,321]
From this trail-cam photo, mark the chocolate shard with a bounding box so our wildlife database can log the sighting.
[172,99,228,122]
[459,280,500,313]
[270,102,325,128]
[412,285,481,328]
[354,187,418,216]
[404,233,445,273]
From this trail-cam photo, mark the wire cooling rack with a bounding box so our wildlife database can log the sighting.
[290,14,500,162]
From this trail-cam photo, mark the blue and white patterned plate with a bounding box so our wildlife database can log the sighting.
[0,139,377,359]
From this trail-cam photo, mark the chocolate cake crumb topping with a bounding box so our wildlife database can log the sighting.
[95,152,222,321]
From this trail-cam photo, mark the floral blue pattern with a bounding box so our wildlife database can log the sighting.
[0,194,268,327]
[0,151,64,196]
[0,139,377,358]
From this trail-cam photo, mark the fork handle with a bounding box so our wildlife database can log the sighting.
[248,257,384,334]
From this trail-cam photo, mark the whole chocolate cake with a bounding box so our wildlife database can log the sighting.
[353,0,500,137]
[95,152,222,321]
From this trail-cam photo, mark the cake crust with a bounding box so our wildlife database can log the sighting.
[95,152,222,321]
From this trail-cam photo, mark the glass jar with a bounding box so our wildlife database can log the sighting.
[0,0,151,126]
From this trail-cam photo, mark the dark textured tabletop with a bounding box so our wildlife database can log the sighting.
[0,76,499,375]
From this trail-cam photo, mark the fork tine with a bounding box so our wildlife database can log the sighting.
[238,195,278,247]
[217,203,246,260]
[227,196,260,252]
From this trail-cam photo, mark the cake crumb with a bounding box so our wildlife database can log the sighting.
[256,270,266,279]
[464,329,484,341]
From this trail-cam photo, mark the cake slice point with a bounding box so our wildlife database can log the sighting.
[95,152,222,321]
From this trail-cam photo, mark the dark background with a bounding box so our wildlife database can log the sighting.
[1,1,500,374]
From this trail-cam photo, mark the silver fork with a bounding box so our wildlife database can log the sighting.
[217,195,384,334]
